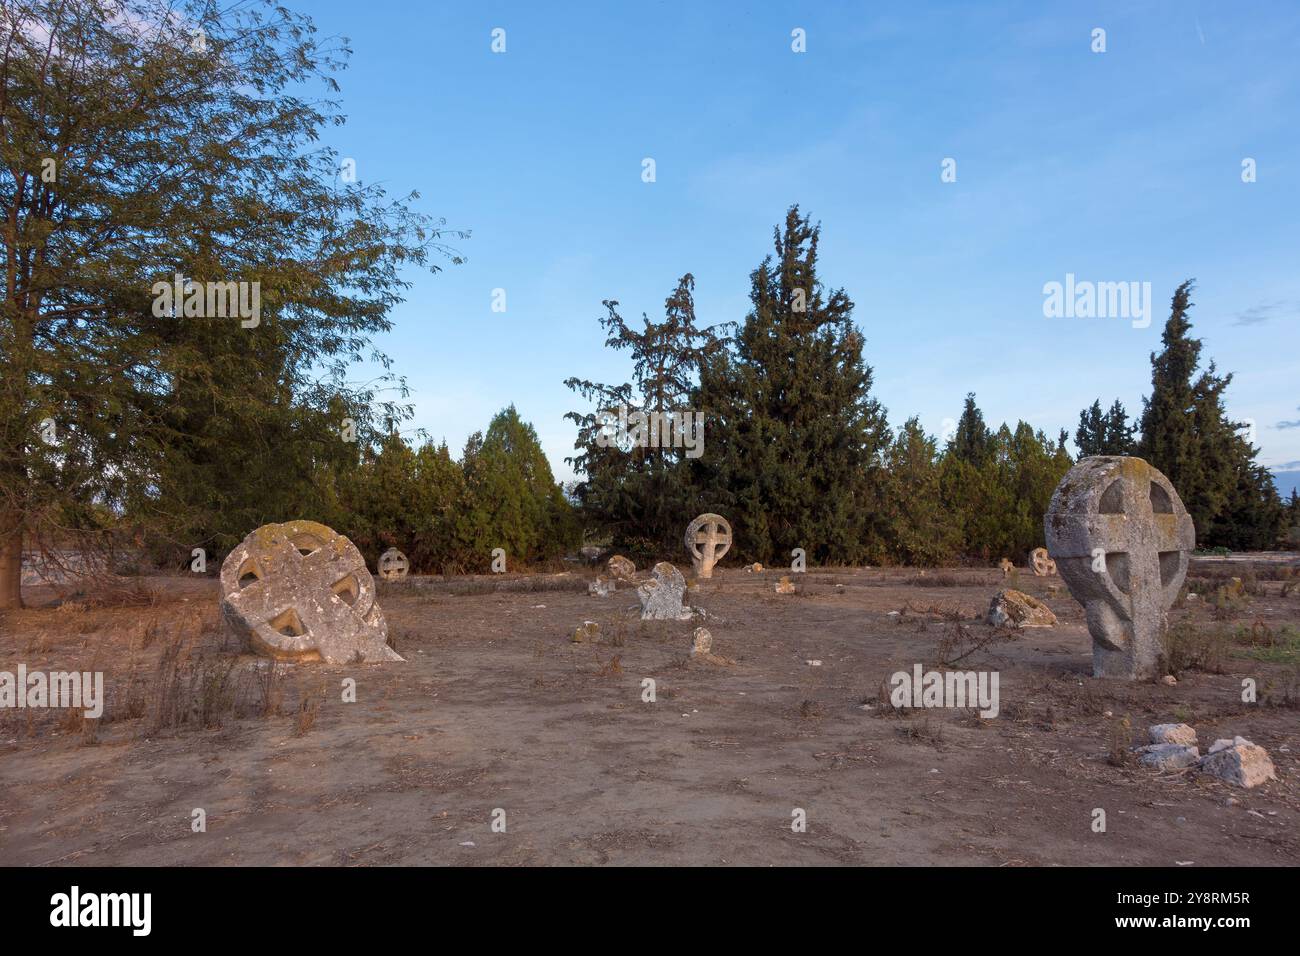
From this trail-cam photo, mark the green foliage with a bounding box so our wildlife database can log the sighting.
[1075,399,1137,456]
[692,206,892,565]
[881,419,959,566]
[1138,280,1283,548]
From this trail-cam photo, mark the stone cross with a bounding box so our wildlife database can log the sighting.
[1029,547,1056,577]
[685,513,732,579]
[1044,457,1194,679]
[378,547,409,580]
[220,520,402,664]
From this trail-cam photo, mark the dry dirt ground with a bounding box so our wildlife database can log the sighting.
[1,561,1297,866]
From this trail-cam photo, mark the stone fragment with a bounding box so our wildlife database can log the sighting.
[1199,737,1276,788]
[691,627,712,655]
[1161,674,1178,686]
[998,558,1014,577]
[775,575,796,595]
[606,555,636,582]
[986,588,1057,628]
[572,621,600,643]
[747,563,763,573]
[377,547,409,580]
[1136,743,1201,771]
[1149,723,1197,746]
[637,562,693,620]
[1044,456,1195,679]
[220,520,401,663]
[685,513,732,579]
[1029,547,1057,576]
[587,575,614,597]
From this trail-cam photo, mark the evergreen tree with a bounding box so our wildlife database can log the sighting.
[1076,399,1137,456]
[1138,281,1281,545]
[949,393,993,466]
[564,275,725,554]
[882,418,957,566]
[694,206,891,565]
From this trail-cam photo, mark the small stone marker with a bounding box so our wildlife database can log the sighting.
[746,563,763,573]
[637,562,693,620]
[998,558,1014,577]
[220,520,401,663]
[607,555,636,582]
[1149,723,1197,746]
[1029,547,1056,577]
[987,588,1056,628]
[691,627,712,655]
[377,547,409,580]
[1044,456,1194,680]
[572,621,600,643]
[1136,742,1200,771]
[587,575,614,597]
[775,575,796,595]
[685,513,732,579]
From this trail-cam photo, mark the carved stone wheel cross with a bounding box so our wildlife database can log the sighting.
[685,513,732,579]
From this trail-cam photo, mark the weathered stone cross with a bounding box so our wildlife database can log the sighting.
[685,513,732,579]
[1045,457,1194,679]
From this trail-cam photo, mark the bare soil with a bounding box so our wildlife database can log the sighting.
[1,561,1297,866]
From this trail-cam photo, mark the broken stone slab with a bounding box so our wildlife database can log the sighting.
[377,547,409,580]
[588,575,614,597]
[1044,456,1195,680]
[685,513,731,579]
[220,520,401,664]
[1029,547,1056,576]
[775,575,796,594]
[998,558,1014,577]
[1136,743,1201,771]
[1149,723,1198,746]
[637,562,693,620]
[1199,737,1276,788]
[606,555,636,582]
[746,562,763,573]
[986,588,1057,628]
[572,621,600,643]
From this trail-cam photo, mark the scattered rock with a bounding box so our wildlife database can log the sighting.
[691,627,712,655]
[587,575,614,597]
[1136,743,1201,771]
[775,575,796,595]
[746,563,763,573]
[571,620,600,643]
[1161,675,1178,686]
[1149,723,1197,746]
[986,588,1057,628]
[998,558,1014,577]
[1199,737,1276,789]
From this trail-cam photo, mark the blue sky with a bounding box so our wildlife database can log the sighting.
[306,0,1300,490]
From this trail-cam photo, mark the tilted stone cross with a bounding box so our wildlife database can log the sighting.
[378,547,409,580]
[1044,457,1194,679]
[220,520,402,663]
[685,513,732,579]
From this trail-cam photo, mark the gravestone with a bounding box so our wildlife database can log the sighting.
[378,547,409,580]
[607,555,636,582]
[998,558,1014,577]
[637,562,693,620]
[220,520,402,663]
[1044,456,1194,679]
[685,513,731,579]
[1029,547,1056,577]
[691,627,712,655]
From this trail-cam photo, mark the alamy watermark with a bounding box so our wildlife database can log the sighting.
[889,664,1000,718]
[1042,273,1152,329]
[1,666,104,718]
[152,273,261,328]
[594,405,704,459]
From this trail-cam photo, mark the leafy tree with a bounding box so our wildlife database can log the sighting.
[694,206,891,565]
[0,0,463,606]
